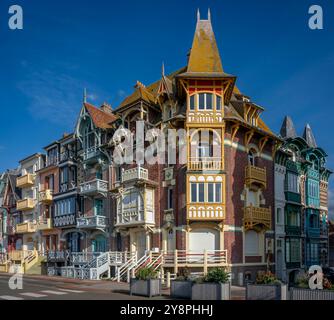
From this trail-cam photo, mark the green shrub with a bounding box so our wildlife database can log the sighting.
[136,267,158,280]
[295,272,309,289]
[256,271,281,285]
[175,267,191,281]
[204,268,229,284]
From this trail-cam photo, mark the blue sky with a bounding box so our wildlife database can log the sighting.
[0,0,333,213]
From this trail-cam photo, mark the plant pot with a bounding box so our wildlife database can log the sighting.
[246,284,287,300]
[191,282,231,300]
[290,288,334,300]
[130,279,161,298]
[171,280,193,299]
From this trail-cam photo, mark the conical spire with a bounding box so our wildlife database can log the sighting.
[303,123,317,148]
[280,116,297,139]
[187,9,223,73]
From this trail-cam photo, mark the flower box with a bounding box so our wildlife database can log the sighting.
[246,284,287,300]
[191,283,231,300]
[130,278,161,298]
[170,280,193,299]
[290,288,334,300]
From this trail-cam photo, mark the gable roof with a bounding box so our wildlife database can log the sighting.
[84,102,118,129]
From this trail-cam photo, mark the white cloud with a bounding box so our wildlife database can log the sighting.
[18,70,84,127]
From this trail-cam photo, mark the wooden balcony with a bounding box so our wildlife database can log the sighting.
[36,218,53,231]
[245,165,267,189]
[16,174,36,188]
[39,189,53,203]
[16,198,35,211]
[188,158,223,171]
[187,204,225,221]
[16,222,37,234]
[80,179,108,197]
[243,205,271,231]
[122,167,148,183]
[187,111,223,124]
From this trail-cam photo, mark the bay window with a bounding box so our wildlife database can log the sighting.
[190,182,223,203]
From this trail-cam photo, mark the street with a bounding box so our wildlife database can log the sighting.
[0,273,154,300]
[0,273,246,300]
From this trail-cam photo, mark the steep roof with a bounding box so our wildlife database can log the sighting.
[84,102,118,129]
[303,123,317,148]
[280,116,297,139]
[187,11,223,74]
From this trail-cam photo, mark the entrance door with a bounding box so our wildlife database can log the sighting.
[135,231,147,258]
[189,228,219,252]
[67,232,81,252]
[92,235,107,253]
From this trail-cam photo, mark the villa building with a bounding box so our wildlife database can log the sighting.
[0,11,331,285]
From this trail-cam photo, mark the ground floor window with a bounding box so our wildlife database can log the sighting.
[245,230,259,256]
[286,238,301,263]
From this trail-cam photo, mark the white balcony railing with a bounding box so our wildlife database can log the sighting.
[83,146,100,161]
[77,215,108,229]
[122,167,148,183]
[80,179,108,196]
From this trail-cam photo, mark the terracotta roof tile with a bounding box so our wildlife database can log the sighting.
[84,102,118,129]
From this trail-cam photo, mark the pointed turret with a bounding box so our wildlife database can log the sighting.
[280,116,297,139]
[303,123,317,148]
[186,9,223,74]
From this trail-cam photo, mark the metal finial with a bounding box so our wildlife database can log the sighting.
[162,62,165,77]
[83,88,87,103]
[208,8,211,21]
[197,9,200,21]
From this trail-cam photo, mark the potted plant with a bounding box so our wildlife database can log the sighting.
[130,267,161,298]
[171,268,193,299]
[191,268,231,300]
[246,271,287,300]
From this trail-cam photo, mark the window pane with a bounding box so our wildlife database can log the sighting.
[215,183,222,203]
[190,95,195,110]
[206,94,213,110]
[208,184,214,202]
[216,95,222,111]
[198,94,205,110]
[198,183,205,202]
[191,184,197,202]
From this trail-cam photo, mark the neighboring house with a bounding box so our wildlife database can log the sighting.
[275,116,332,283]
[329,221,334,267]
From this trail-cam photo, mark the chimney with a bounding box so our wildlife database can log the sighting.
[100,102,113,114]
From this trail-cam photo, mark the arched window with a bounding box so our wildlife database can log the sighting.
[248,150,256,166]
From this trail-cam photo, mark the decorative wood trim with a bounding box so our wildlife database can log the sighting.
[259,137,269,155]
[231,124,240,142]
[245,130,255,149]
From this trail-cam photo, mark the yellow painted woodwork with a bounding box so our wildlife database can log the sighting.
[245,165,267,189]
[16,198,35,211]
[39,189,53,203]
[243,205,271,231]
[15,222,37,234]
[16,174,36,188]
